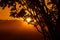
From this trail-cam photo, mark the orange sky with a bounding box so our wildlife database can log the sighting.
[0,2,23,20]
[0,20,43,40]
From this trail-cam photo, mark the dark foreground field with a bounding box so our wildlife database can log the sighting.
[0,20,43,40]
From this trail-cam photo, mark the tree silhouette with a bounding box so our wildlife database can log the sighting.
[0,0,59,40]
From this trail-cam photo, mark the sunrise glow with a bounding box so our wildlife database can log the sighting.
[26,17,32,23]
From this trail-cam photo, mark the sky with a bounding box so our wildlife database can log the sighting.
[0,6,14,20]
[0,20,43,40]
[0,2,23,20]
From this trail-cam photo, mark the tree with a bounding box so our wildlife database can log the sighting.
[0,0,59,40]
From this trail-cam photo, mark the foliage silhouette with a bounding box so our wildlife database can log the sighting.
[0,0,59,40]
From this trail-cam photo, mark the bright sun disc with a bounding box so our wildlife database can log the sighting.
[26,17,31,22]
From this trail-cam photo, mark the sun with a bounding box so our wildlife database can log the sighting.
[26,17,32,23]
